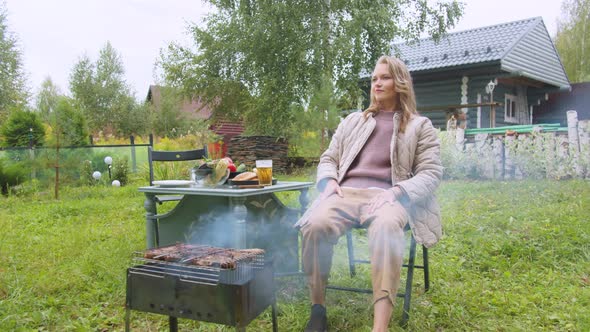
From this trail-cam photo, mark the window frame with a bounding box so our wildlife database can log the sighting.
[504,94,518,123]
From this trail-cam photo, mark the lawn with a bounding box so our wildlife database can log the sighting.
[0,178,588,331]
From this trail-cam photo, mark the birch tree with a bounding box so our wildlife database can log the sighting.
[0,3,28,121]
[159,0,463,136]
[69,42,133,134]
[555,0,590,83]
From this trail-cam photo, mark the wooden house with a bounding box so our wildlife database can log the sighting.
[364,17,570,129]
[533,82,590,125]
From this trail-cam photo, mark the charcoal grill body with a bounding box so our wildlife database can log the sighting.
[125,261,277,331]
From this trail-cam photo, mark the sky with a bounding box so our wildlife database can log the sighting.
[4,0,564,103]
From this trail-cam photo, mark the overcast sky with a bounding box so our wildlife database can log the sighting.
[4,0,564,102]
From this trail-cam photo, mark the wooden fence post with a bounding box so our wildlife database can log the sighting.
[567,110,580,153]
[567,111,582,177]
[578,119,590,178]
[130,135,137,172]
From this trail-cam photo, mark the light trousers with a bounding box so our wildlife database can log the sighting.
[300,187,409,305]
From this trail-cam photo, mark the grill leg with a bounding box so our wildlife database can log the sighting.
[169,316,178,332]
[125,308,130,332]
[272,301,278,332]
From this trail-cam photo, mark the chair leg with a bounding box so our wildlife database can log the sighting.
[346,230,356,277]
[422,246,430,292]
[401,235,417,327]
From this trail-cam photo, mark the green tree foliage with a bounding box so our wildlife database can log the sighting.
[37,78,90,146]
[114,96,152,137]
[69,42,138,134]
[0,109,45,147]
[69,54,96,119]
[288,75,343,157]
[50,97,89,147]
[35,77,61,123]
[159,0,463,137]
[0,3,28,121]
[150,86,190,138]
[555,0,590,83]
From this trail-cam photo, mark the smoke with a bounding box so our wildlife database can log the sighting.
[182,197,303,274]
[184,210,247,249]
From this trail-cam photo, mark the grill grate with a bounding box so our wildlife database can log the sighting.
[132,244,266,285]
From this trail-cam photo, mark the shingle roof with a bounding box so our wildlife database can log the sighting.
[394,17,540,71]
[392,17,569,89]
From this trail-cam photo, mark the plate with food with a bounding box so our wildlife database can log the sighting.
[228,171,277,186]
[193,157,247,187]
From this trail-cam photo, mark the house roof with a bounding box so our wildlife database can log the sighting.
[146,85,212,120]
[394,17,569,89]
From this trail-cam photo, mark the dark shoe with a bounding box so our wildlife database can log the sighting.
[304,304,327,332]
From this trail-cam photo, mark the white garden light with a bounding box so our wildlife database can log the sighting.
[92,171,102,180]
[104,156,113,179]
[112,180,121,187]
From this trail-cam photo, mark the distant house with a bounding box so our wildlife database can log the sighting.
[146,85,212,120]
[146,85,244,155]
[533,82,590,125]
[364,17,570,129]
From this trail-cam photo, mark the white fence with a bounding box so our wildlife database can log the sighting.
[440,111,589,180]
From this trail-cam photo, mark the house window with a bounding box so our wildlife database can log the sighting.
[505,94,517,123]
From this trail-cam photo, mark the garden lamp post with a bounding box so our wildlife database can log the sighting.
[104,156,113,180]
[28,127,33,149]
[486,80,497,128]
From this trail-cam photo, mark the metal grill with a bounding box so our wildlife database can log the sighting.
[125,244,277,332]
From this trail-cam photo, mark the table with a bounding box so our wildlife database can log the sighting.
[138,181,314,274]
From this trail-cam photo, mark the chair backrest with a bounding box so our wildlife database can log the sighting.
[148,146,208,185]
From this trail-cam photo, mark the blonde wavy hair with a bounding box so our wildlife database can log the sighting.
[363,55,418,133]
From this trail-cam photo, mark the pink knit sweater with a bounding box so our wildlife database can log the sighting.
[340,111,394,189]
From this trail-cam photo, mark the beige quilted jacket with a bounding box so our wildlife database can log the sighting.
[297,111,443,247]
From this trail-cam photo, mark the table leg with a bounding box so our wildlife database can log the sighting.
[144,193,157,249]
[229,196,248,249]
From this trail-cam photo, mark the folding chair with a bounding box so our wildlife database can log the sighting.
[326,224,430,326]
[147,146,208,204]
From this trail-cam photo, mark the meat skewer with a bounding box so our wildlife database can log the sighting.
[143,244,265,269]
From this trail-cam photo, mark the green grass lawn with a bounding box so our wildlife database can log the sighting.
[1,178,589,331]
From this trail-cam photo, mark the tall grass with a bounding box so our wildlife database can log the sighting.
[0,179,588,331]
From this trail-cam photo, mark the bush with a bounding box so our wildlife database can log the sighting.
[440,131,588,180]
[0,157,28,195]
[111,155,129,185]
[504,132,580,179]
[1,109,46,147]
[439,131,497,180]
[80,160,94,186]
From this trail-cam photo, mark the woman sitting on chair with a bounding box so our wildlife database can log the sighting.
[295,55,443,332]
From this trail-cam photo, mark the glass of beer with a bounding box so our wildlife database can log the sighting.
[255,160,273,186]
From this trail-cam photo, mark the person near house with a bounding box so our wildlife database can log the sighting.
[295,55,443,332]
